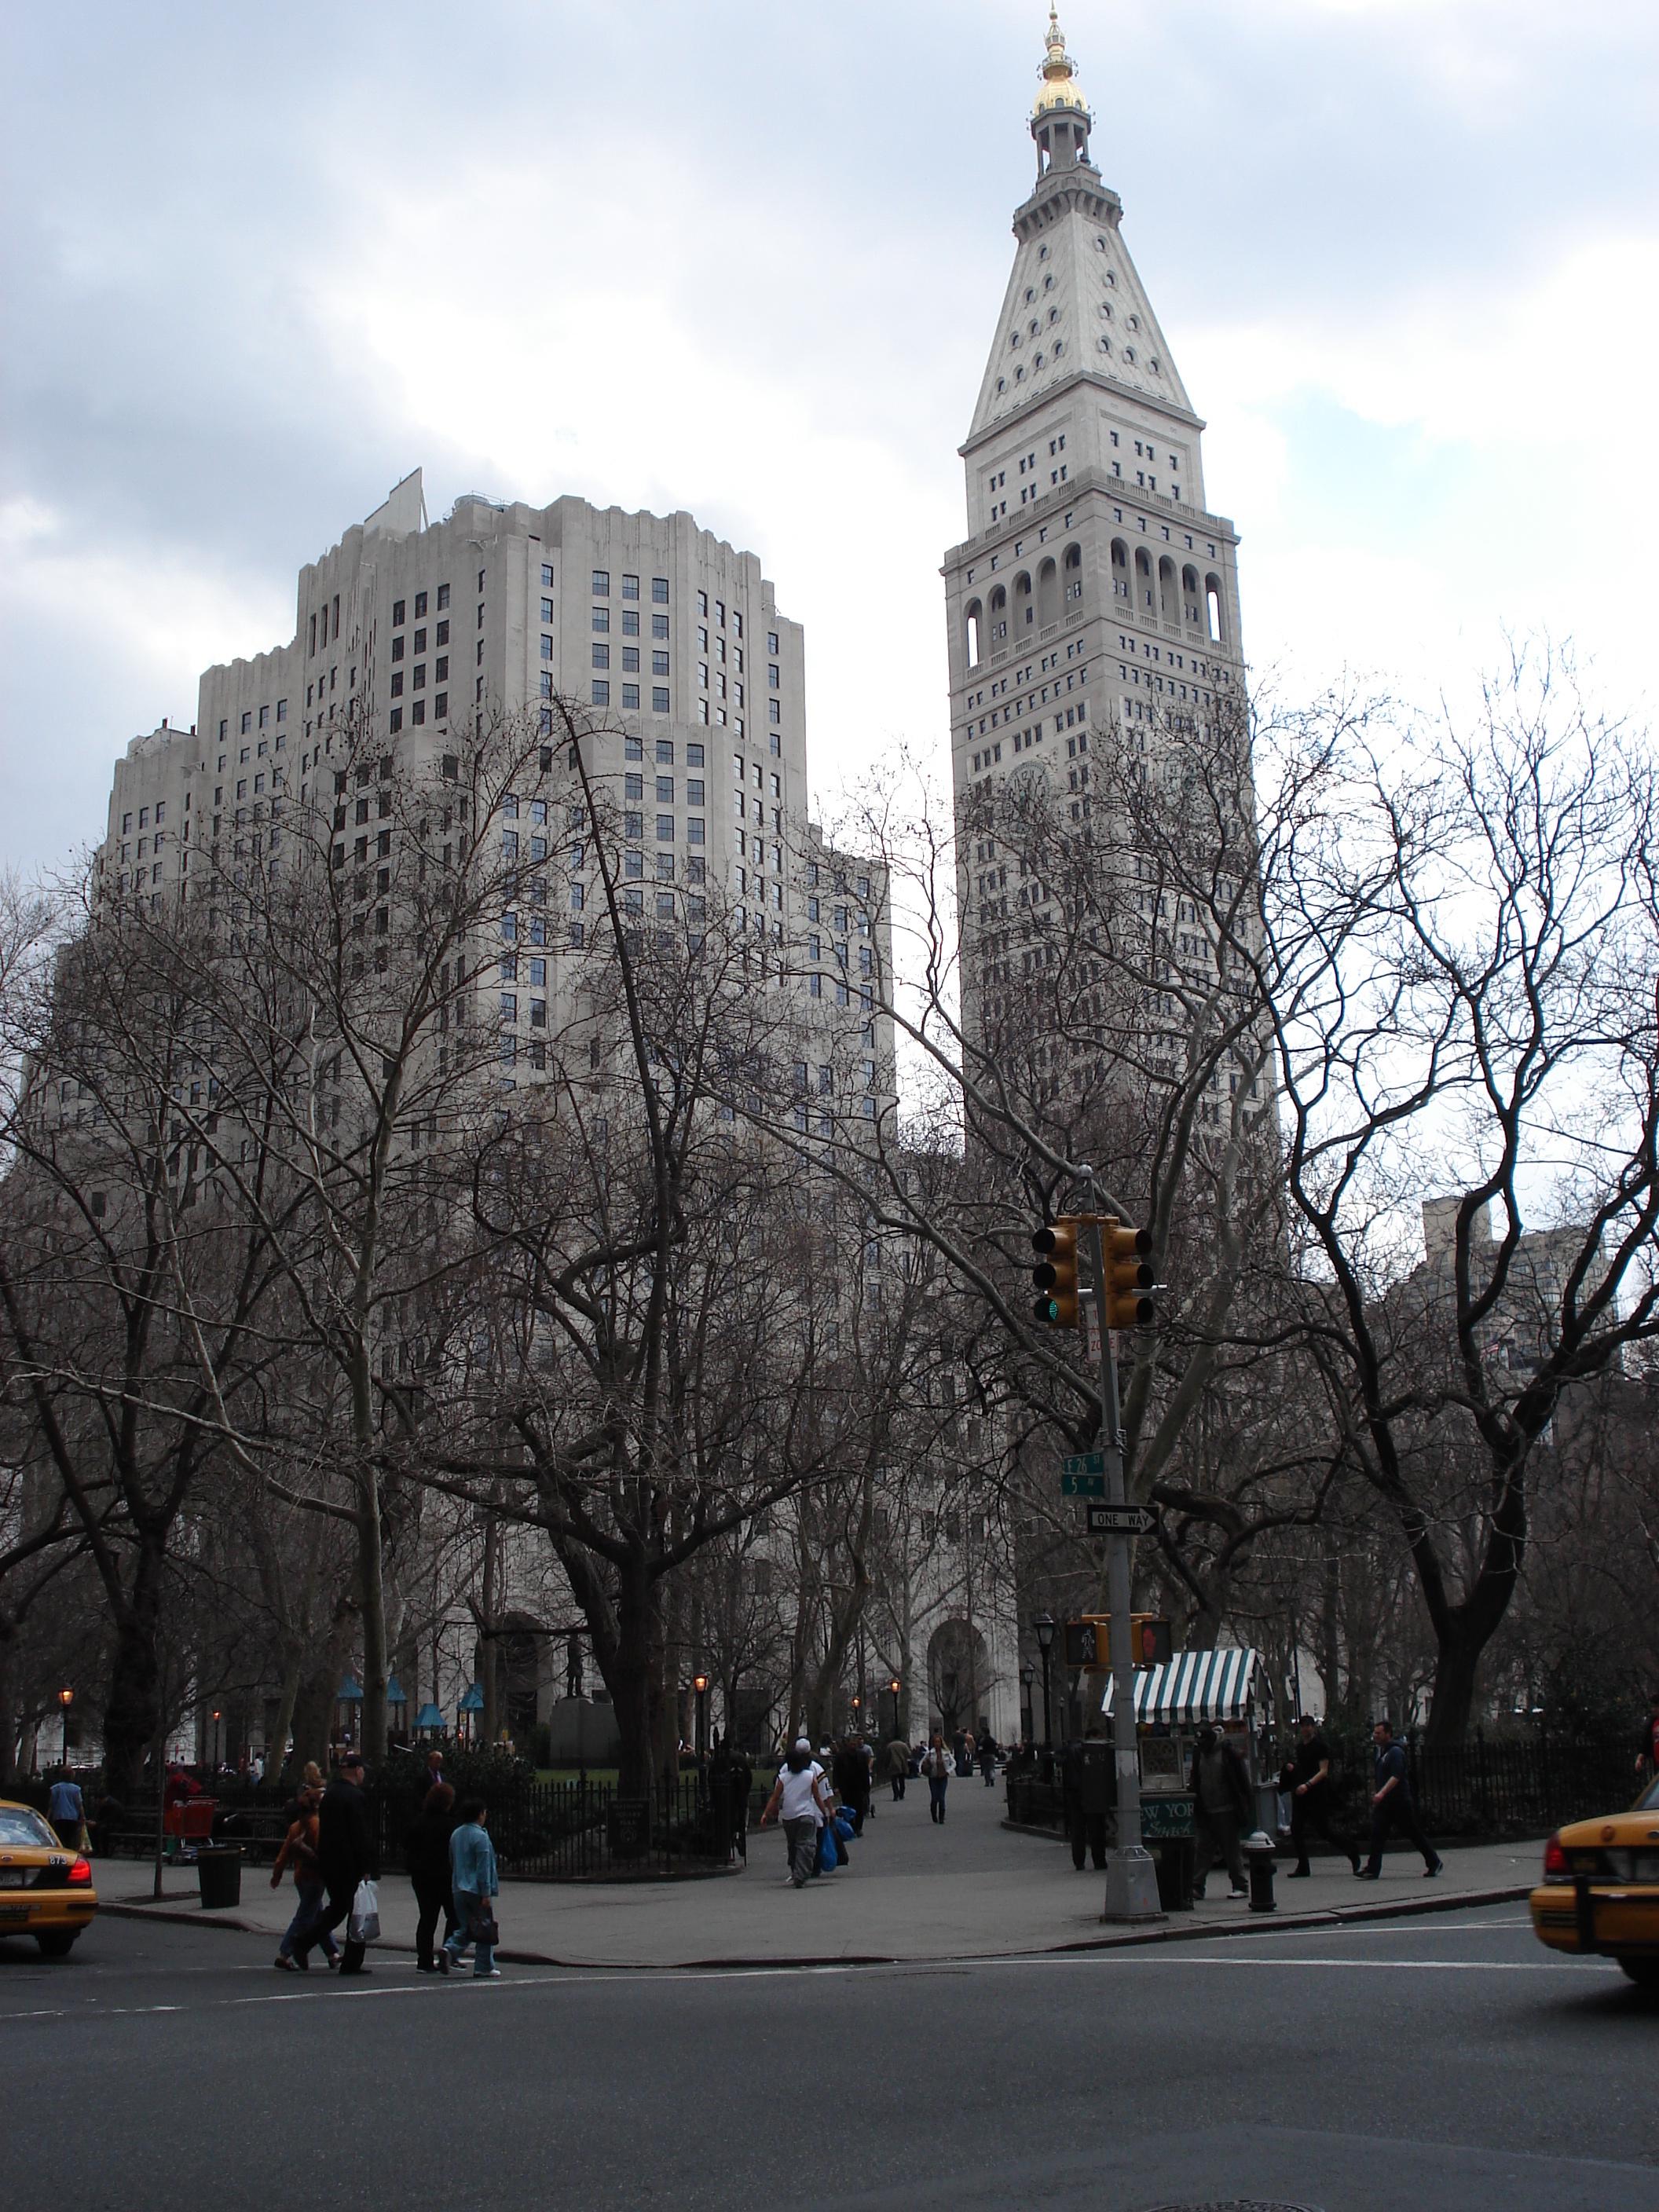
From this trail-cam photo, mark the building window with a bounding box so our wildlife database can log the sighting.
[591,682,610,707]
[592,644,610,669]
[592,570,609,595]
[653,687,669,713]
[652,577,668,603]
[592,606,609,633]
[657,815,673,841]
[622,683,640,710]
[768,701,780,725]
[390,709,402,733]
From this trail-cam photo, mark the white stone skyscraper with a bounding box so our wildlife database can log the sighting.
[943,12,1247,1048]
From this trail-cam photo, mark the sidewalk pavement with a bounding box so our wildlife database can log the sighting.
[97,1779,1545,1969]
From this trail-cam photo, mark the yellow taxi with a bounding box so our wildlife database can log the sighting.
[1530,1774,1659,1988]
[0,1799,99,1957]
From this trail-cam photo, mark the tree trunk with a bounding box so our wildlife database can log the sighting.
[608,1556,657,1801]
[355,1479,389,1764]
[1425,1630,1485,1749]
[101,1537,166,1799]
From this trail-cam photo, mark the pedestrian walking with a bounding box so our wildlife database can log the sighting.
[885,1736,909,1801]
[293,1750,377,1973]
[405,1780,459,1972]
[440,1797,501,1977]
[1190,1725,1251,1899]
[422,1747,445,1797]
[923,1734,952,1823]
[270,1767,338,1972]
[979,1730,998,1785]
[47,1772,85,1852]
[1359,1719,1443,1878]
[833,1736,872,1834]
[1283,1715,1362,1877]
[759,1738,833,1888]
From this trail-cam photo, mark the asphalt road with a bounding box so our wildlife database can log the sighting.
[3,1906,1654,2212]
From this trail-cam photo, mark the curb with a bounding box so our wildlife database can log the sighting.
[101,1881,1534,1971]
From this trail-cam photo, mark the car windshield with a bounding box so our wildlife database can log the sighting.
[0,1807,56,1847]
[1641,1775,1659,1813]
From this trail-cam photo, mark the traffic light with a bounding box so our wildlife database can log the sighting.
[1031,1218,1081,1328]
[1102,1221,1155,1330]
[1130,1614,1173,1668]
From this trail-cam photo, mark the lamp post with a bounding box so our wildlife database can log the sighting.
[212,1708,222,1774]
[58,1686,74,1774]
[1033,1613,1056,1756]
[1019,1662,1035,1745]
[692,1675,709,1771]
[850,1694,861,1739]
[889,1678,901,1744]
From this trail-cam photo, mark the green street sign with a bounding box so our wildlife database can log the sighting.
[1061,1472,1106,1498]
[1062,1452,1106,1478]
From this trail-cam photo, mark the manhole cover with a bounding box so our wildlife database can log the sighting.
[1141,2203,1324,2212]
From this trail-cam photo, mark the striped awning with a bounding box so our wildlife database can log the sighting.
[1101,1646,1264,1724]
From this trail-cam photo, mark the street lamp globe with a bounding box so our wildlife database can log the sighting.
[1033,1611,1056,1654]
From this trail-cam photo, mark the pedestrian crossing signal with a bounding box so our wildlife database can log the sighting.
[1031,1219,1082,1328]
[1103,1221,1155,1331]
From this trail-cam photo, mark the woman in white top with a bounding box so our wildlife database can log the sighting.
[760,1738,834,1887]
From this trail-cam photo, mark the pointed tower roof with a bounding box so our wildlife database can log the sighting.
[963,13,1198,452]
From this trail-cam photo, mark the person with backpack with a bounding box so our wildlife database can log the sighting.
[922,1734,952,1823]
[440,1798,501,1977]
[758,1738,833,1887]
[1360,1718,1443,1879]
[405,1780,459,1972]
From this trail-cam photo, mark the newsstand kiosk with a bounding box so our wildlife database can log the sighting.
[1101,1646,1277,1910]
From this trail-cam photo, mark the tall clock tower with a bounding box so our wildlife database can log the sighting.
[945,11,1246,1052]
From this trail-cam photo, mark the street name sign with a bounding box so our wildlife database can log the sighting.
[1086,1504,1156,1536]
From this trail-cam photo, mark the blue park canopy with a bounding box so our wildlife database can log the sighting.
[335,1674,363,1704]
[415,1703,445,1730]
[457,1683,485,1715]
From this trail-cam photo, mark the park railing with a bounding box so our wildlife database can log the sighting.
[371,1770,734,1881]
[1003,1731,1643,1843]
[1404,1730,1638,1839]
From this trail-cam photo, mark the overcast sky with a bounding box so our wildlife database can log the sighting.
[3,0,1655,870]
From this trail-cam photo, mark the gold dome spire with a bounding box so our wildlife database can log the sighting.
[1032,5,1087,117]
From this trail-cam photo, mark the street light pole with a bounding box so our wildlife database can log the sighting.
[1033,1613,1055,1758]
[1019,1662,1035,1745]
[692,1675,709,1772]
[58,1686,74,1774]
[1082,1183,1162,1923]
[889,1679,901,1743]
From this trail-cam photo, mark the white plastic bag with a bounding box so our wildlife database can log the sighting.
[348,1877,380,1944]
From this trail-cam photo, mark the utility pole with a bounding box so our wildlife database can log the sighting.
[1084,1188,1163,1924]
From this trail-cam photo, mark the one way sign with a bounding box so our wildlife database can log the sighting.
[1086,1504,1156,1536]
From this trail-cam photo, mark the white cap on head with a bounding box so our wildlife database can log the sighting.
[793,1737,811,1754]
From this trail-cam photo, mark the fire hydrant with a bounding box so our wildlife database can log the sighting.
[1245,1829,1277,1913]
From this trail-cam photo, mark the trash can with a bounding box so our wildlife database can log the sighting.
[1152,1838,1195,1912]
[196,1846,242,1909]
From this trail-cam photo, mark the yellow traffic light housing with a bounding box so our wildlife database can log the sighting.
[1103,1221,1155,1330]
[1031,1218,1081,1329]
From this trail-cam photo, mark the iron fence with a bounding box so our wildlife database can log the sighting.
[372,1771,734,1881]
[1404,1730,1639,1838]
[1003,1733,1642,1843]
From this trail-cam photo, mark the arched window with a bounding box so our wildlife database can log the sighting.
[1111,539,1130,602]
[965,599,983,670]
[1063,541,1083,604]
[1205,573,1225,643]
[1158,555,1178,622]
[1014,571,1034,630]
[989,584,1007,647]
[1181,565,1200,625]
[1037,557,1060,628]
[1134,547,1154,611]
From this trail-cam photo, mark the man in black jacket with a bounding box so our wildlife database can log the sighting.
[1284,1715,1362,1877]
[1190,1726,1252,1900]
[295,1752,377,1974]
